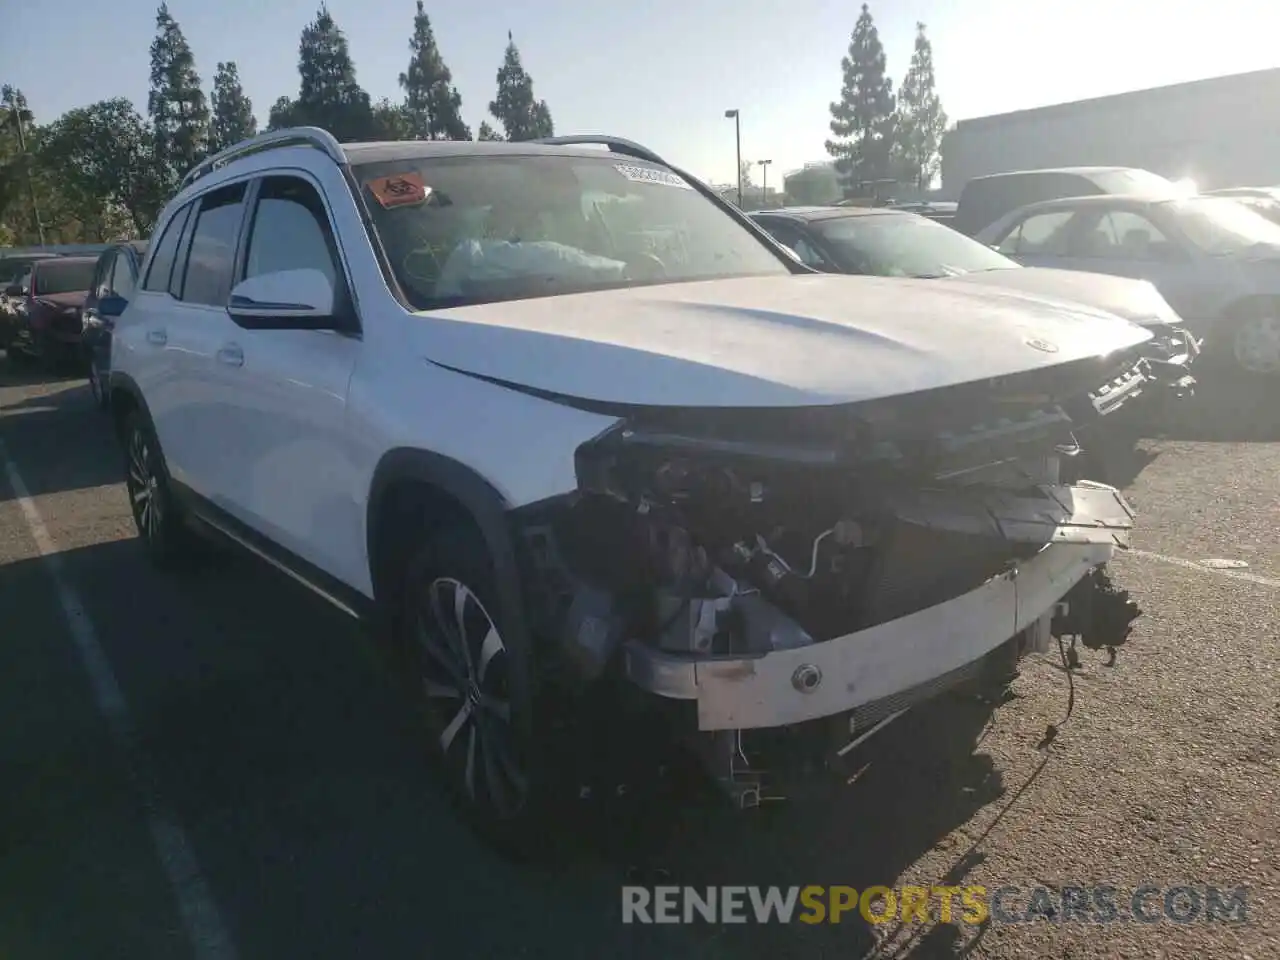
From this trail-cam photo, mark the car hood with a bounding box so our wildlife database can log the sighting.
[412,274,1151,408]
[942,268,1179,327]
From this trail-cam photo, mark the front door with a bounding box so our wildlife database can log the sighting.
[207,171,361,586]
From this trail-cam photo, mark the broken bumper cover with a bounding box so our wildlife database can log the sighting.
[627,540,1113,731]
[623,484,1133,732]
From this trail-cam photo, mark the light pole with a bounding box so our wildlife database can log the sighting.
[756,159,772,208]
[724,109,741,207]
[3,105,45,246]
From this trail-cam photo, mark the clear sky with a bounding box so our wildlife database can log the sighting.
[2,0,1278,186]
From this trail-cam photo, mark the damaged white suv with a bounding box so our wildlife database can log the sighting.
[110,128,1152,846]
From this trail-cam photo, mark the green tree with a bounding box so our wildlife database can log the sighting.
[270,5,376,142]
[147,2,210,189]
[476,121,502,141]
[487,32,554,141]
[0,88,95,245]
[37,98,166,236]
[892,23,948,190]
[372,98,414,140]
[208,61,257,154]
[267,95,297,130]
[784,164,842,206]
[399,0,471,140]
[825,3,896,197]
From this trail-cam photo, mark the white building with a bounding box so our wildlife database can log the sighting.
[940,67,1280,197]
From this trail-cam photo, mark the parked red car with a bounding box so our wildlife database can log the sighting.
[3,255,97,367]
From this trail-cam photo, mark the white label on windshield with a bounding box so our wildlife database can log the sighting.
[614,163,692,189]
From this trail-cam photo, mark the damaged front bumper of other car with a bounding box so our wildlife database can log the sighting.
[513,352,1149,806]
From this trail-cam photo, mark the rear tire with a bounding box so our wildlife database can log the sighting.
[396,524,554,860]
[121,410,202,570]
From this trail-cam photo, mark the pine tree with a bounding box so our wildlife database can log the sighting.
[267,96,297,131]
[208,61,257,153]
[487,32,554,142]
[399,0,471,140]
[476,121,503,141]
[824,3,896,197]
[372,98,413,140]
[893,23,948,191]
[147,2,209,188]
[276,4,376,142]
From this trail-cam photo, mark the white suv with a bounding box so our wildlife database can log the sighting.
[111,128,1151,850]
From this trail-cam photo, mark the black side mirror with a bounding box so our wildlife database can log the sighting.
[4,284,23,298]
[98,294,129,318]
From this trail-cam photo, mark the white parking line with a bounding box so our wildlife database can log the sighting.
[1127,548,1280,588]
[0,438,239,960]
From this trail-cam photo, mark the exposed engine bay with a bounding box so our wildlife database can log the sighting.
[513,352,1150,805]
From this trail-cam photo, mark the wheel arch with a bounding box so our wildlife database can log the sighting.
[108,371,151,441]
[365,449,527,630]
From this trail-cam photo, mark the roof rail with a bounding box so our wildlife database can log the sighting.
[530,135,666,166]
[179,126,346,191]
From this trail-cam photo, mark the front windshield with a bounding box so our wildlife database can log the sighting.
[33,260,96,296]
[353,154,792,310]
[813,213,1020,277]
[1164,196,1280,256]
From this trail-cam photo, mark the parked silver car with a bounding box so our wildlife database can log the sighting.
[976,194,1280,374]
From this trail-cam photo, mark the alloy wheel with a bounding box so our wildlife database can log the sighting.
[1233,314,1280,374]
[126,426,163,542]
[414,576,528,818]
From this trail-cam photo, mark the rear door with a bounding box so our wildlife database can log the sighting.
[163,181,252,505]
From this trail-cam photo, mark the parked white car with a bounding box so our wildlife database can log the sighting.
[110,128,1151,851]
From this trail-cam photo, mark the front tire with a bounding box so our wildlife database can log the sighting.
[122,410,200,570]
[398,525,548,857]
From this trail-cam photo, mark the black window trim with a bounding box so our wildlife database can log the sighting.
[142,202,193,294]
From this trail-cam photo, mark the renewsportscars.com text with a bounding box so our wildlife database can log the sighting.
[621,885,1250,925]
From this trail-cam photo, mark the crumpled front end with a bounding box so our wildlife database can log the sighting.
[511,353,1146,804]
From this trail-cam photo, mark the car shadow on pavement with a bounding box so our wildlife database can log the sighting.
[1143,366,1280,443]
[5,529,1018,959]
[0,351,82,388]
[0,384,123,502]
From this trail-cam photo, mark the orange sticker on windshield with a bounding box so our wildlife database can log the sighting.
[366,172,429,208]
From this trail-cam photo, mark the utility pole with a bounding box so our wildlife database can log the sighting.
[4,105,46,246]
[724,109,742,207]
[757,159,772,208]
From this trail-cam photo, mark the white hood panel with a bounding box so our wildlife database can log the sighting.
[944,267,1176,327]
[412,274,1152,408]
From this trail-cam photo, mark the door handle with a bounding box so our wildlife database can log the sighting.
[146,328,167,346]
[216,343,244,367]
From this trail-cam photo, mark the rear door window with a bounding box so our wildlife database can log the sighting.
[143,204,193,293]
[998,209,1076,256]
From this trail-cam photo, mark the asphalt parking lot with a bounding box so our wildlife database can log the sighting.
[1,354,1278,960]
